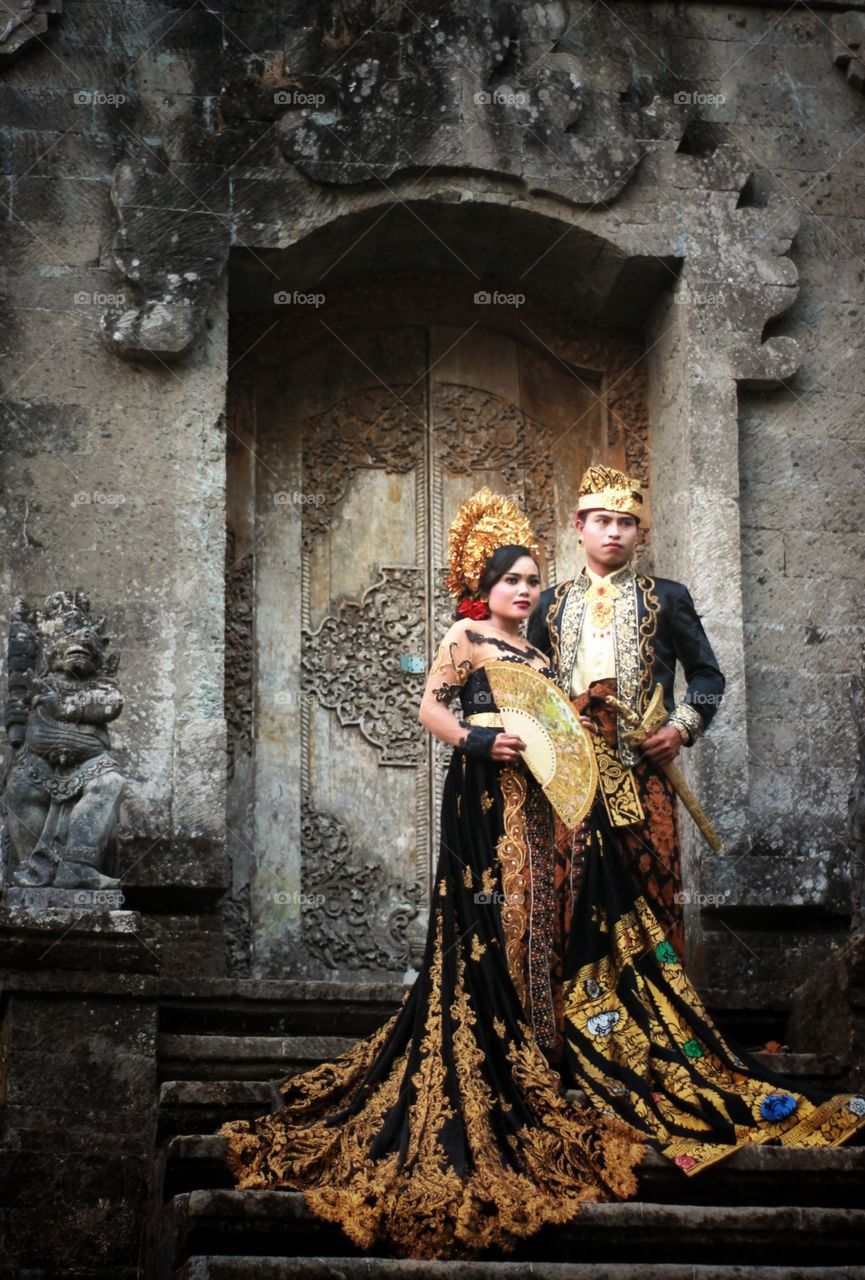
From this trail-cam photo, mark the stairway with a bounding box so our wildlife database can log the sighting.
[151,982,865,1280]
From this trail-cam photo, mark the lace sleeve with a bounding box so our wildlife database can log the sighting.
[426,623,473,705]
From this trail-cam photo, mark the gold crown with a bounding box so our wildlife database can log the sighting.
[577,465,645,522]
[446,487,539,599]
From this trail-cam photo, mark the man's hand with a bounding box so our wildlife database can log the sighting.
[641,724,683,766]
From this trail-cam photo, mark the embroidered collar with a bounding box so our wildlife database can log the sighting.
[579,563,634,589]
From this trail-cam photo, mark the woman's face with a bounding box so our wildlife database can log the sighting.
[486,555,541,625]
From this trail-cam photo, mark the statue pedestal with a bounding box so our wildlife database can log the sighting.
[0,885,159,970]
[0,885,161,1276]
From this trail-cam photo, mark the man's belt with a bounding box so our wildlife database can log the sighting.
[605,685,724,853]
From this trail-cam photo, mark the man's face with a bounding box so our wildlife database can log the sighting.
[577,509,638,569]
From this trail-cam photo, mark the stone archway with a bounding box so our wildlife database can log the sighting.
[216,155,800,978]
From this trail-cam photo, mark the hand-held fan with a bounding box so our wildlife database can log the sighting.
[483,660,598,828]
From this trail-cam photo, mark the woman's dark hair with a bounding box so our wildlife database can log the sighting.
[478,544,538,596]
[452,545,539,619]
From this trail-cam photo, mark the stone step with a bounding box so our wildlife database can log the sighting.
[163,1133,865,1209]
[174,1262,865,1280]
[160,1192,865,1270]
[158,979,407,1039]
[158,1080,588,1137]
[157,1030,840,1088]
[159,1081,278,1137]
[158,1034,357,1081]
[156,1077,587,1134]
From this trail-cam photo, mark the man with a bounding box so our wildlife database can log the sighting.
[527,464,725,959]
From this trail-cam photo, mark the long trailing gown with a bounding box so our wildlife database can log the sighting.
[217,631,647,1260]
[218,635,865,1258]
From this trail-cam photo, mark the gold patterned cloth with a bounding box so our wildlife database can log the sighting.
[560,774,865,1173]
[218,657,645,1259]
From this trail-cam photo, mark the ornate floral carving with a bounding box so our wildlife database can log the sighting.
[302,388,425,552]
[223,881,252,976]
[303,567,426,766]
[301,798,425,972]
[432,384,557,574]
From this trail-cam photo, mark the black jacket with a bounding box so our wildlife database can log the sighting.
[527,567,725,767]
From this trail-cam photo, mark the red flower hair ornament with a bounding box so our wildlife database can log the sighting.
[458,597,491,621]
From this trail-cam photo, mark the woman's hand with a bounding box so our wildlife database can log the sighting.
[490,732,526,762]
[579,716,598,735]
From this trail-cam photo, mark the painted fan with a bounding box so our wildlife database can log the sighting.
[483,660,598,828]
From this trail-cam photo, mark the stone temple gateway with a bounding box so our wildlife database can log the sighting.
[1,1,864,1275]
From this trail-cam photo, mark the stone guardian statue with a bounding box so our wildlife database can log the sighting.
[2,589,126,890]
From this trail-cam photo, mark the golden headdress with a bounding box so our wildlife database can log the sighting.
[446,487,539,600]
[577,464,646,523]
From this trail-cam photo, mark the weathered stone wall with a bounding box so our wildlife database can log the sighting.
[0,0,863,1000]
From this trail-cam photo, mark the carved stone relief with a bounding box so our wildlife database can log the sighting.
[432,383,557,579]
[0,0,61,64]
[302,566,426,767]
[300,386,425,553]
[300,798,426,972]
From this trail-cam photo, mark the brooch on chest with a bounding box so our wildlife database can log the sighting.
[584,578,620,633]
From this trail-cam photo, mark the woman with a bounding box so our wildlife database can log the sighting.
[217,489,646,1260]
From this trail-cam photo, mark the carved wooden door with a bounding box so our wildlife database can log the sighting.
[248,325,609,981]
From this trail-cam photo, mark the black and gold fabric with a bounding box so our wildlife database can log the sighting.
[561,786,865,1173]
[218,655,646,1260]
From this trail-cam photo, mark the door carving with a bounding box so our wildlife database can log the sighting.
[226,317,644,980]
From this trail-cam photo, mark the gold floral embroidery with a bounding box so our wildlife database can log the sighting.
[463,865,473,888]
[636,574,660,716]
[220,879,647,1260]
[471,934,487,961]
[546,581,569,675]
[563,866,865,1179]
[592,733,645,826]
[557,578,588,696]
[495,766,529,1014]
[480,789,493,812]
[611,568,641,768]
[669,702,704,743]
